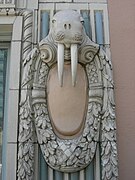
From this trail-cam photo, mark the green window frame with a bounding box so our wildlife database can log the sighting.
[0,45,9,180]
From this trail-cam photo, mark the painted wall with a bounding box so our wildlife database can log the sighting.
[108,1,135,180]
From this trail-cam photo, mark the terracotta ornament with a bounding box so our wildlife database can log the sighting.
[18,10,118,179]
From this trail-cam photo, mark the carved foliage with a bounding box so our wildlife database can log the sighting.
[18,42,118,178]
[34,102,101,171]
[99,48,118,179]
[18,98,34,180]
[17,41,55,179]
[32,58,101,172]
[18,10,118,179]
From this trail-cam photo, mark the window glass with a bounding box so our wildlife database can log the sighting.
[0,49,7,178]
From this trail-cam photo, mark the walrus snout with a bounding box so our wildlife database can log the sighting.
[54,31,65,41]
[74,33,83,42]
[54,31,83,44]
[53,19,83,44]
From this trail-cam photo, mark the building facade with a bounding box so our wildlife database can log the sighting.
[0,0,134,180]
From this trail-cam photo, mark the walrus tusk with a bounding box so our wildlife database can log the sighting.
[57,43,64,86]
[71,44,78,86]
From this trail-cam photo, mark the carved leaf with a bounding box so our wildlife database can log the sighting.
[100,47,118,179]
[49,156,56,165]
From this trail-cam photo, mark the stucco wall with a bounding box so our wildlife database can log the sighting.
[108,1,135,180]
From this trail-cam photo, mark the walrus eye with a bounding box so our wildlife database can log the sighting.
[80,16,84,25]
[81,20,84,25]
[52,19,56,24]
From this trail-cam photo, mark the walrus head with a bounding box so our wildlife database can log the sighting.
[50,10,85,86]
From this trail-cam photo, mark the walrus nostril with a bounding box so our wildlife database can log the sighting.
[64,23,71,30]
[64,24,67,29]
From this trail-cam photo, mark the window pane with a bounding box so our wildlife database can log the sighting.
[0,49,7,178]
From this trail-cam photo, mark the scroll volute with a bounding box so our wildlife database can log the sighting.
[47,63,88,139]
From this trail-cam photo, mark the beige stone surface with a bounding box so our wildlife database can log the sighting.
[108,1,135,179]
[9,41,22,90]
[47,63,87,138]
[12,16,23,41]
[6,144,17,180]
[7,90,19,143]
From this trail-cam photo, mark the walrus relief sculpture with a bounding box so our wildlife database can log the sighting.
[18,10,118,179]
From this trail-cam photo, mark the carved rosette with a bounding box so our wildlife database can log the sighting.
[79,44,99,64]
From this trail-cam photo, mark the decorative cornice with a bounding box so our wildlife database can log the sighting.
[0,0,16,15]
[0,7,15,15]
